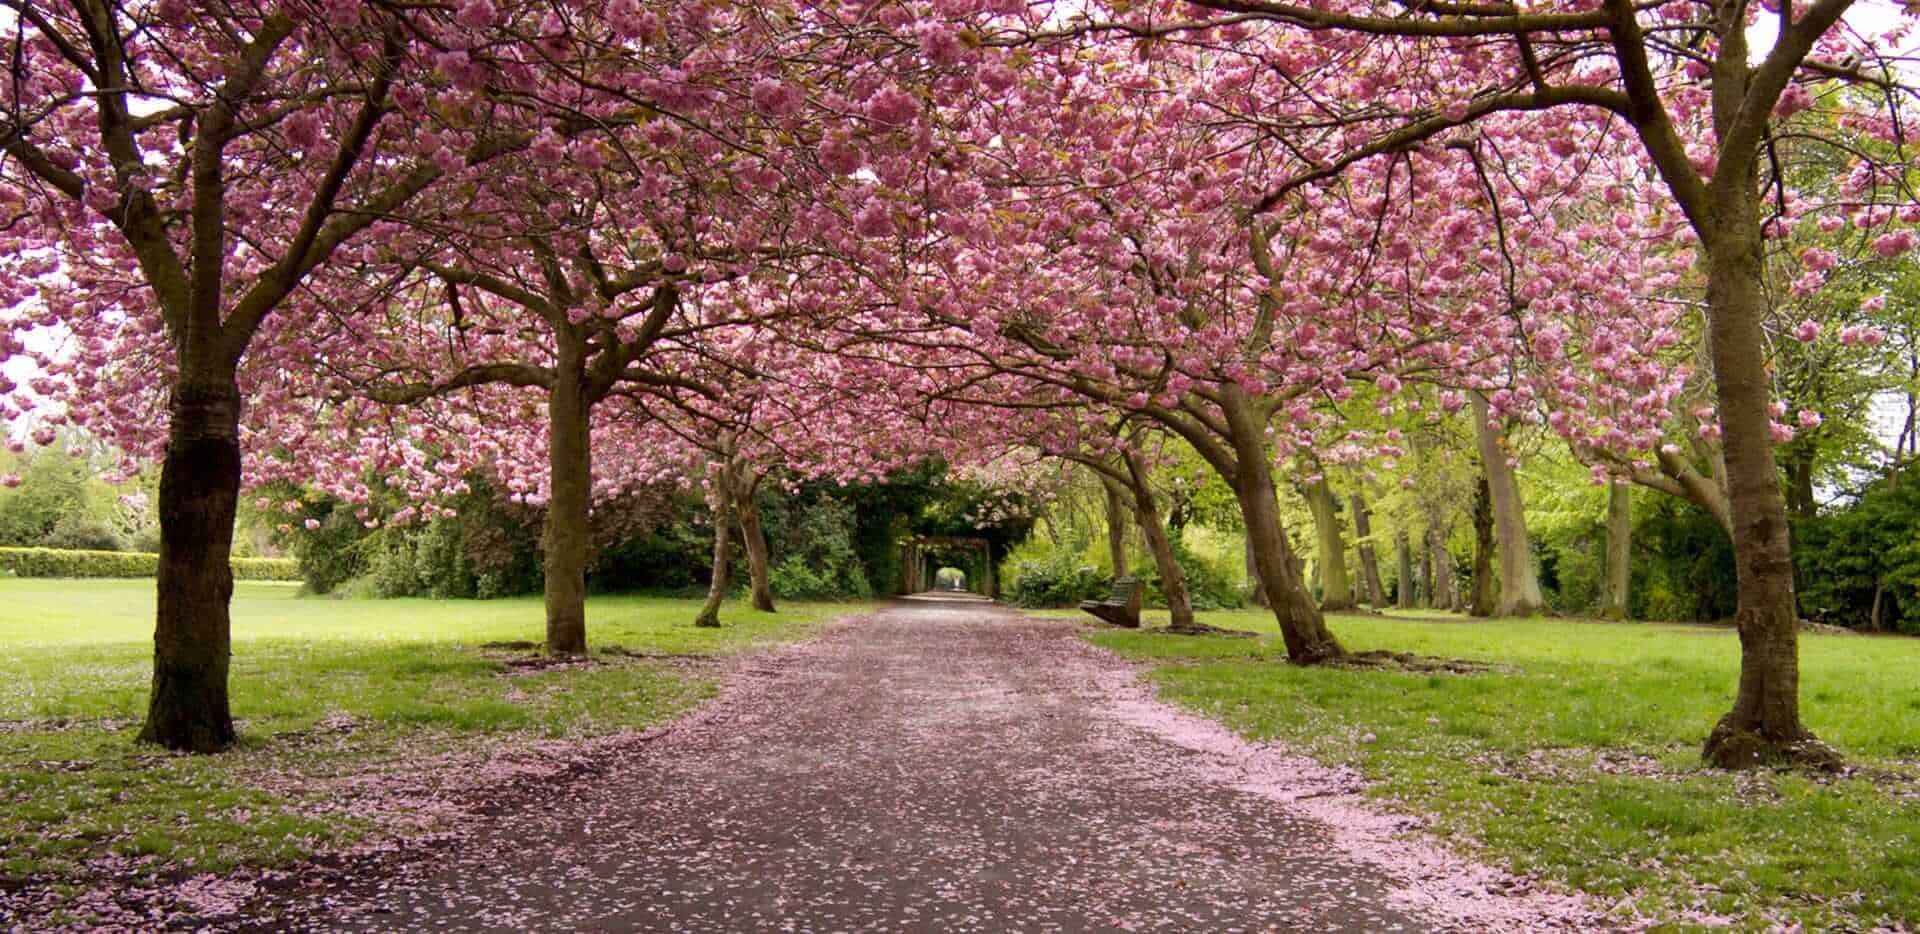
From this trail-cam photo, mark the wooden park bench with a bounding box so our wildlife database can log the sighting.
[1080,577,1142,628]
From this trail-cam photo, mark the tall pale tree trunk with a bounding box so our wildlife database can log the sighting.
[1103,479,1131,578]
[542,351,592,655]
[736,474,775,613]
[1600,483,1632,620]
[1469,477,1495,618]
[1395,530,1416,610]
[1471,394,1547,616]
[1350,493,1388,609]
[1427,525,1457,612]
[140,378,242,752]
[694,457,737,628]
[1301,477,1355,610]
[1121,450,1196,631]
[1222,391,1344,662]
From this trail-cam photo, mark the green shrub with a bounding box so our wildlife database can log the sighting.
[0,547,297,581]
[1007,551,1109,607]
[41,516,126,552]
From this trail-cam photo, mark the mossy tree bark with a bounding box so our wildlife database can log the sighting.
[1120,449,1197,631]
[1301,476,1355,611]
[736,471,775,613]
[695,455,737,629]
[1471,394,1546,616]
[542,345,592,655]
[1600,483,1632,620]
[1395,530,1417,610]
[1350,493,1388,609]
[1102,479,1131,579]
[1469,477,1496,618]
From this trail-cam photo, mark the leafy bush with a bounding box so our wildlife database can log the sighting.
[1007,551,1109,607]
[1143,537,1243,611]
[0,547,297,580]
[41,516,126,552]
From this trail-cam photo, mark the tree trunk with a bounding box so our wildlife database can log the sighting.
[1122,450,1196,631]
[1395,530,1416,610]
[1103,478,1131,579]
[1350,493,1388,609]
[1245,535,1269,607]
[541,360,592,655]
[1698,213,1830,769]
[1471,394,1547,616]
[1600,482,1632,620]
[1301,477,1355,611]
[1419,534,1435,608]
[1427,525,1457,612]
[694,457,736,628]
[1222,391,1344,662]
[138,379,241,752]
[1782,447,1816,520]
[1870,578,1884,632]
[737,476,775,613]
[1470,477,1495,618]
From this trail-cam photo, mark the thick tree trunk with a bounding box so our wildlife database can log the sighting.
[737,478,775,613]
[1600,483,1632,620]
[1301,477,1355,611]
[1395,530,1416,610]
[1245,535,1269,607]
[1469,477,1496,618]
[694,458,736,628]
[542,362,592,655]
[1699,215,1830,769]
[1350,494,1388,609]
[1471,394,1547,616]
[1222,391,1344,662]
[1103,479,1131,579]
[139,380,241,752]
[1122,450,1196,631]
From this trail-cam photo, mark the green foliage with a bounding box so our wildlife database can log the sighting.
[0,547,297,581]
[39,515,125,552]
[1794,470,1920,632]
[1139,536,1243,610]
[1006,549,1109,607]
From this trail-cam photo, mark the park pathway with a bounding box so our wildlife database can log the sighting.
[245,596,1599,932]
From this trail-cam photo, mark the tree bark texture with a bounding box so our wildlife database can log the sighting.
[1103,479,1131,579]
[1221,392,1344,662]
[1122,450,1196,631]
[737,474,776,613]
[541,356,592,655]
[1470,476,1496,618]
[695,458,737,628]
[1427,525,1457,612]
[139,381,242,752]
[1395,530,1417,610]
[1471,394,1547,616]
[1601,482,1632,620]
[1301,477,1355,611]
[1350,493,1388,609]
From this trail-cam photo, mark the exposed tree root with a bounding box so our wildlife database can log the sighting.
[1702,718,1845,773]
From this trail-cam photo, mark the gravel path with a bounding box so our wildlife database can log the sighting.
[243,596,1605,932]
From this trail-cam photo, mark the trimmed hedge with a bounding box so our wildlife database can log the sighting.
[0,547,300,581]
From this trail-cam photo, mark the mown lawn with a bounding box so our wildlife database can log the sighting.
[0,579,867,890]
[1078,607,1920,931]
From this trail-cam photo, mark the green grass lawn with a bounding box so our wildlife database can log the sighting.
[0,579,868,891]
[1077,607,1920,931]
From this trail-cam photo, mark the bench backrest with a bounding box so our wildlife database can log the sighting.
[1110,577,1140,602]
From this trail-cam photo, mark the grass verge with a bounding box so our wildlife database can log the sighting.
[1,579,866,895]
[1074,607,1920,931]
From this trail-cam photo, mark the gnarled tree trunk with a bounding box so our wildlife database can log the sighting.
[694,457,737,628]
[140,379,242,752]
[542,354,592,655]
[1600,482,1631,620]
[1350,493,1388,609]
[736,473,775,613]
[1471,394,1547,616]
[1301,477,1355,611]
[1245,535,1269,607]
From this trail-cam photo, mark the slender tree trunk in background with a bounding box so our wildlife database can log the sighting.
[984,542,999,599]
[1782,448,1816,519]
[1122,450,1196,631]
[1471,394,1547,616]
[1601,483,1632,620]
[139,378,242,752]
[1396,530,1416,610]
[694,458,737,628]
[1419,535,1434,608]
[1221,391,1344,662]
[1870,579,1885,632]
[737,476,775,613]
[1699,206,1828,768]
[1245,536,1269,607]
[1301,477,1355,610]
[1427,526,1457,612]
[541,356,592,655]
[1470,477,1496,618]
[1350,494,1387,609]
[1103,479,1131,578]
